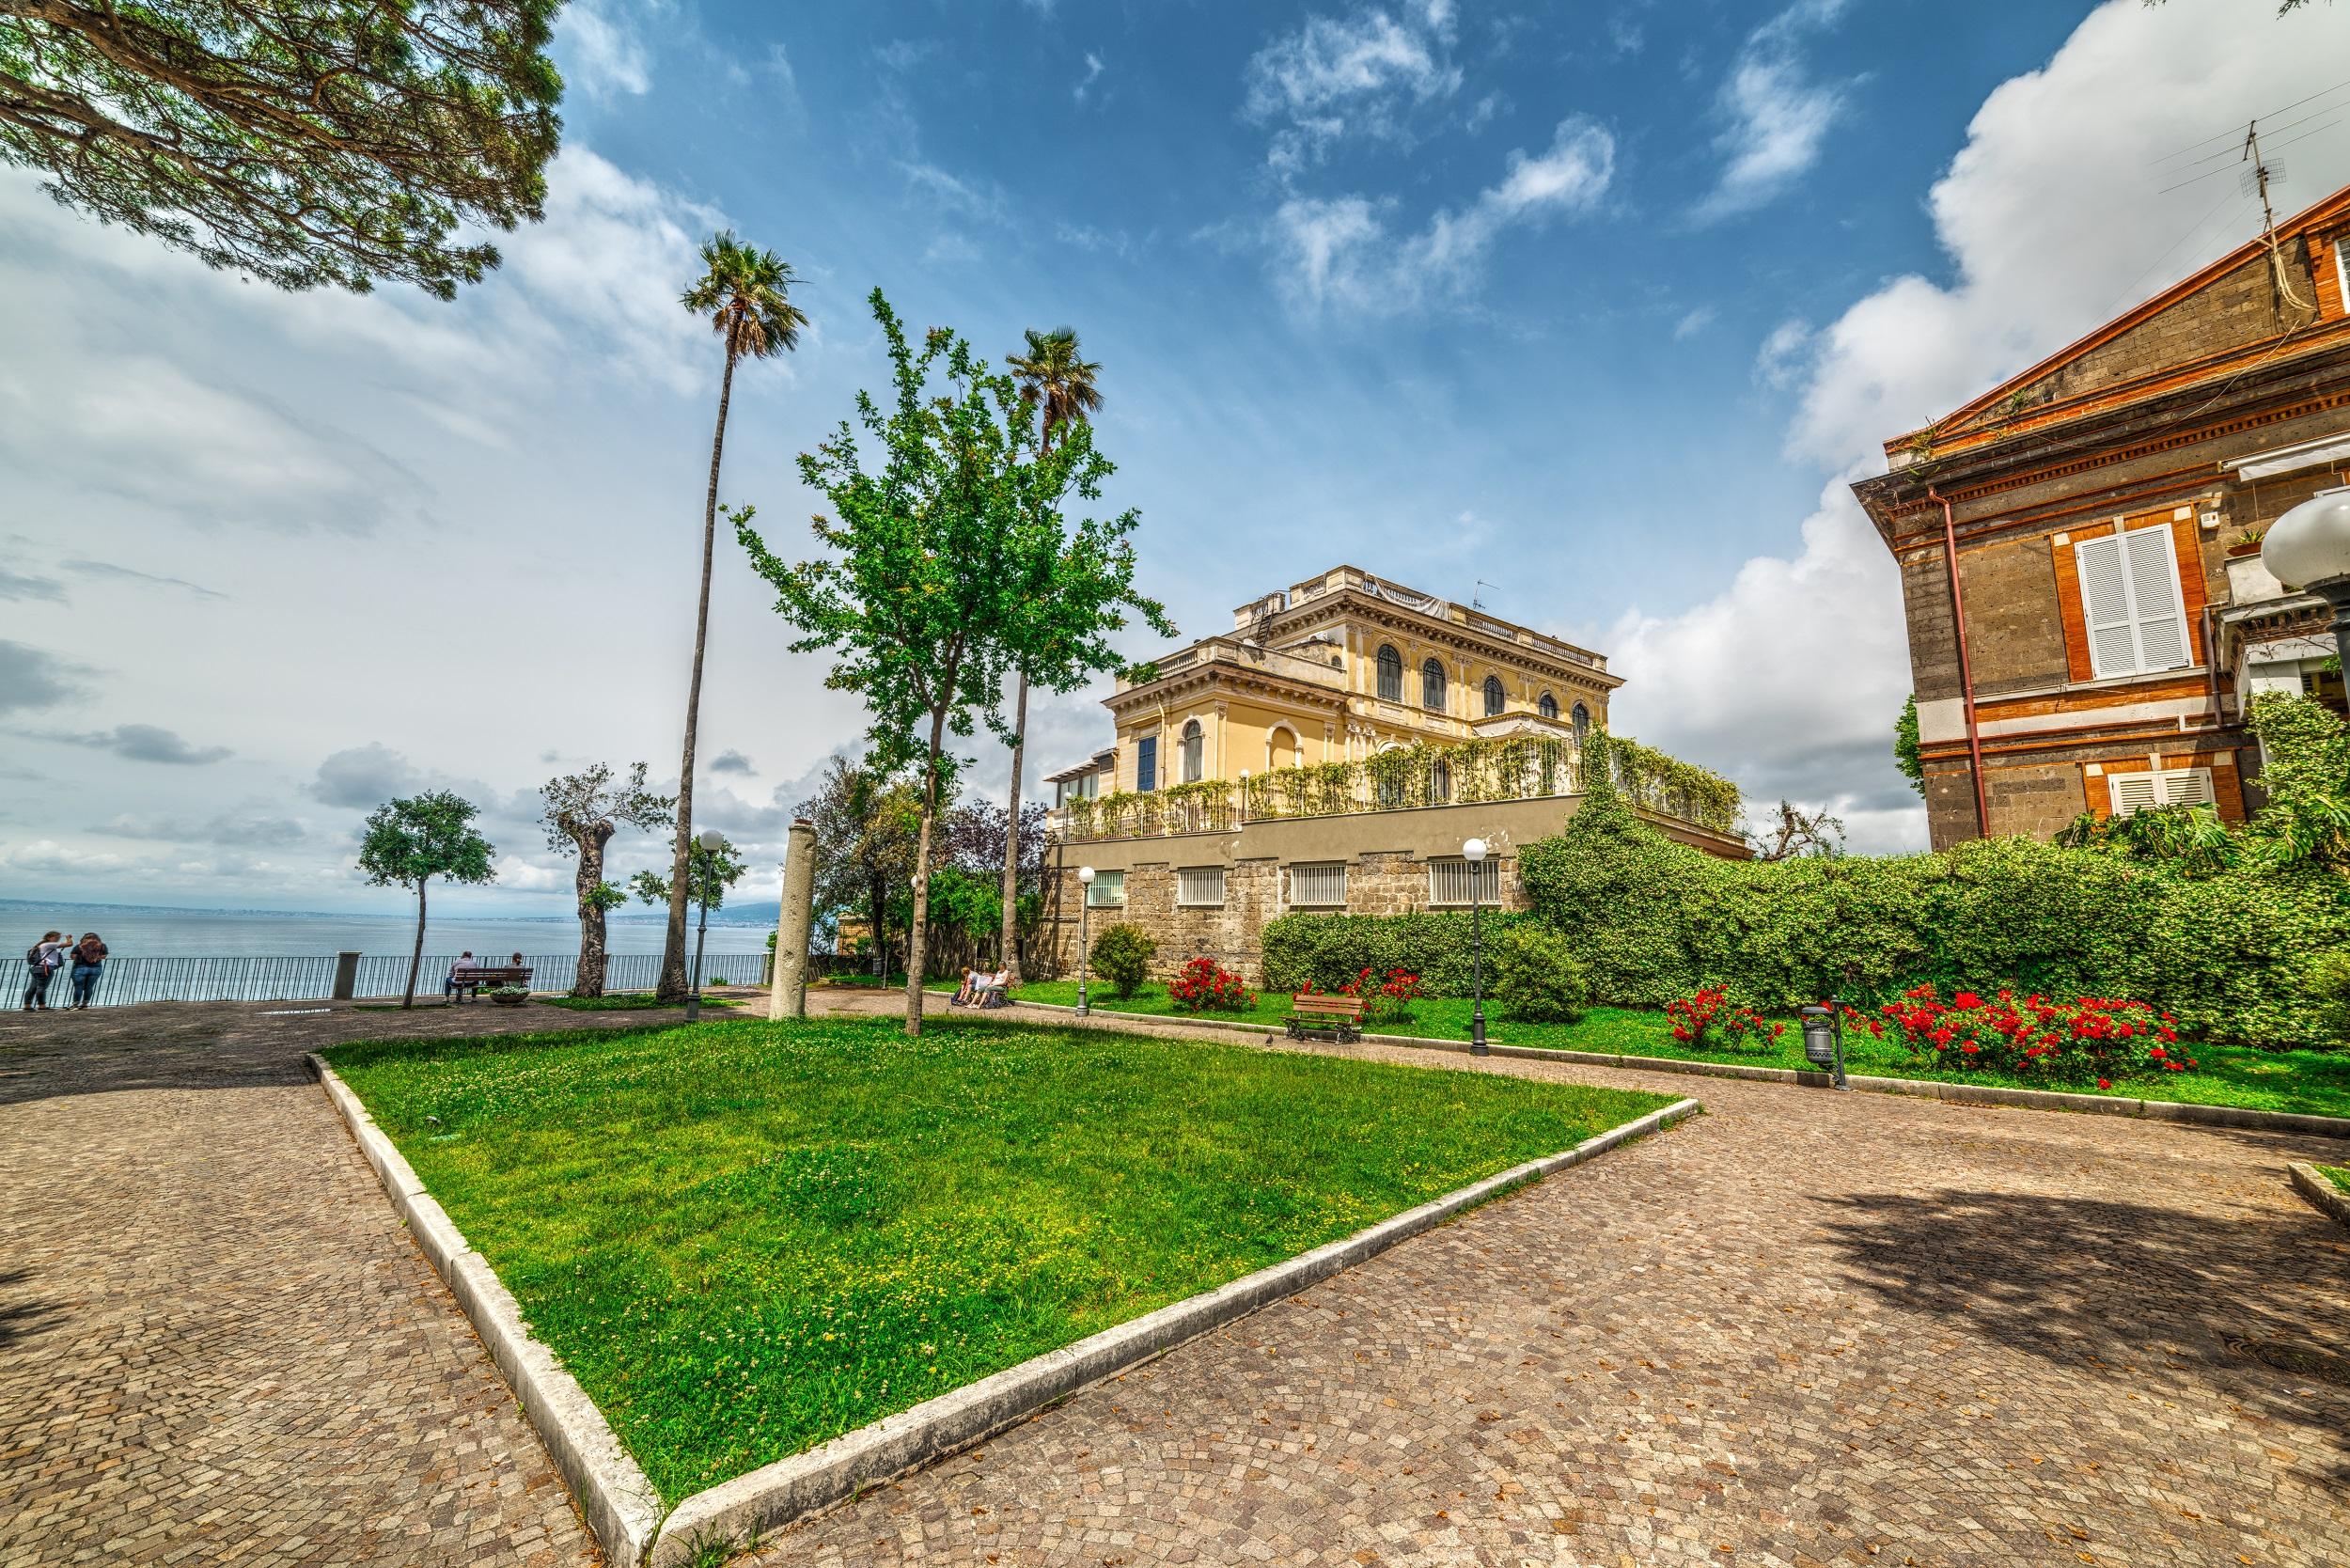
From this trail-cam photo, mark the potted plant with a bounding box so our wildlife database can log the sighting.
[2226,526,2265,559]
[489,982,530,1007]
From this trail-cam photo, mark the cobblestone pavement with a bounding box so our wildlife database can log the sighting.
[745,990,2350,1568]
[0,995,744,1567]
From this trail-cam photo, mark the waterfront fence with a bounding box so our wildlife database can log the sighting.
[51,951,776,1009]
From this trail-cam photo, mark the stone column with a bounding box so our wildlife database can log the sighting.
[331,951,360,1003]
[771,817,818,1020]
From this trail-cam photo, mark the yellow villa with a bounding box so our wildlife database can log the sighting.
[1038,566,1746,980]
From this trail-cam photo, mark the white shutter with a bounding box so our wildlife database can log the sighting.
[2107,774,2161,816]
[2156,767,2215,808]
[2076,536,2138,677]
[1086,870,1125,907]
[2076,525,2191,678]
[2123,526,2189,671]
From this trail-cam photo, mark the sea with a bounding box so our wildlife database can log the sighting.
[0,899,776,963]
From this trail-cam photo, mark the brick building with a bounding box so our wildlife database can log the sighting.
[1037,566,1747,980]
[1853,180,2350,848]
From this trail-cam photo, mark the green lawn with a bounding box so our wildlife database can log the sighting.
[2320,1165,2350,1194]
[325,1015,1668,1503]
[537,993,742,1011]
[968,980,2350,1121]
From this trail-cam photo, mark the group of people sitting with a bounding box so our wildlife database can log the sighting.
[443,950,529,1000]
[949,965,1014,1009]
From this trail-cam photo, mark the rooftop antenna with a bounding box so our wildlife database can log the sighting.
[1471,579,1501,611]
[2242,120,2311,314]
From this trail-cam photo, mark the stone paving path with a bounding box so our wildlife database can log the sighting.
[745,991,2350,1568]
[0,996,725,1567]
[5,991,2348,1568]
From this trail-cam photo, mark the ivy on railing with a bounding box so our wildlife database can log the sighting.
[1057,730,1738,839]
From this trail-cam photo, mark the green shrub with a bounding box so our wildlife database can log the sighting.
[2311,951,2350,1046]
[1489,925,1590,1023]
[1089,922,1156,998]
[1261,910,1523,996]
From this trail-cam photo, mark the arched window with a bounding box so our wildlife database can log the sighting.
[1421,658,1446,712]
[1181,718,1204,783]
[1375,644,1402,701]
[1537,692,1559,721]
[1572,703,1591,745]
[1482,674,1505,717]
[1266,725,1300,772]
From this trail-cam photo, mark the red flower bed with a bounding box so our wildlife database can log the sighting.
[1169,956,1256,1013]
[1664,987,1783,1054]
[1298,967,1423,1026]
[1879,986,2188,1084]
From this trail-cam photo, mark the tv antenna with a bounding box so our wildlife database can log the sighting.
[1471,579,1500,611]
[2242,120,2311,313]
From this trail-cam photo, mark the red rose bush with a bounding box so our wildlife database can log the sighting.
[1168,956,1256,1013]
[1880,986,2188,1084]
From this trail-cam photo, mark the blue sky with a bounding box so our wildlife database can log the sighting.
[4,0,2348,913]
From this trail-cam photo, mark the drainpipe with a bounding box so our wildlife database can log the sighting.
[1930,486,1992,839]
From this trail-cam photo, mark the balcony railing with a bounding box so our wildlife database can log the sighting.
[1119,635,1350,693]
[1049,734,1741,840]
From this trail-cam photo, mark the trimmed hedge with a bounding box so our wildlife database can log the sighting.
[1261,909,1524,998]
[1516,779,2350,1048]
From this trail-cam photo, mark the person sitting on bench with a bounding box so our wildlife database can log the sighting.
[950,967,982,1007]
[977,966,1012,1008]
[444,951,475,1000]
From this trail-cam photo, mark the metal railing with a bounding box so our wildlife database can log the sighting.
[31,951,777,1010]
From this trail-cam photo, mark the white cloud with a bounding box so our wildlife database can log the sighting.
[1607,476,1919,852]
[1671,306,1717,340]
[1787,0,2350,468]
[1075,51,1105,104]
[1244,2,1462,173]
[1691,0,1853,224]
[31,725,232,765]
[559,0,659,98]
[1753,318,1813,387]
[1270,118,1614,314]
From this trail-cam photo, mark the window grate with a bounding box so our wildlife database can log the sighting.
[1177,867,1226,906]
[1086,870,1126,907]
[1427,857,1501,905]
[1289,862,1347,907]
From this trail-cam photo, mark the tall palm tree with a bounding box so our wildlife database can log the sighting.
[998,327,1103,983]
[658,231,807,999]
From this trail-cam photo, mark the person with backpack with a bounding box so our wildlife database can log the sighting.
[22,931,62,1011]
[67,932,107,1009]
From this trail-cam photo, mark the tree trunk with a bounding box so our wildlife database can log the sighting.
[573,823,614,996]
[660,336,740,999]
[903,711,948,1037]
[403,875,428,1010]
[997,668,1027,986]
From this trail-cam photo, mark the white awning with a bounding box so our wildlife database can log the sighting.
[2222,430,2350,482]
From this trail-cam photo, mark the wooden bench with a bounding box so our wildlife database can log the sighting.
[449,964,531,1001]
[1284,993,1365,1043]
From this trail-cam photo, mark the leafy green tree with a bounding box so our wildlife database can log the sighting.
[658,231,807,1000]
[540,761,674,996]
[795,756,919,980]
[993,328,1172,983]
[1893,695,1923,796]
[630,834,747,916]
[738,289,1030,1036]
[356,791,495,1008]
[0,1,562,297]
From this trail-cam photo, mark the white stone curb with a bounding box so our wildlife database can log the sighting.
[648,1093,1700,1564]
[307,1054,666,1568]
[2290,1161,2350,1228]
[990,997,2350,1141]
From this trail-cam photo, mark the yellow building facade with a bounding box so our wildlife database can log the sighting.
[1044,565,1619,806]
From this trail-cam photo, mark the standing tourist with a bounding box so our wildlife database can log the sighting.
[68,932,107,1010]
[21,931,62,1011]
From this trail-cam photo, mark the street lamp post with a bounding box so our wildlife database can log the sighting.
[1798,998,1850,1091]
[2263,486,2350,673]
[1075,866,1096,1017]
[686,826,723,1023]
[1464,838,1489,1057]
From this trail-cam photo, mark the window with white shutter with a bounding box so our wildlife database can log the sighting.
[1289,863,1347,906]
[2075,525,2189,679]
[2107,767,2215,818]
[1177,867,1225,906]
[1085,870,1126,907]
